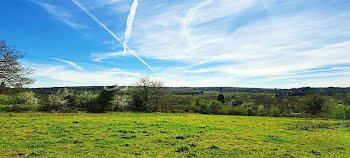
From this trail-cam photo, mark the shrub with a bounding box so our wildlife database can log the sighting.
[87,90,117,113]
[39,92,68,112]
[302,94,325,115]
[270,107,281,117]
[72,91,98,110]
[38,89,75,112]
[0,94,10,105]
[110,95,131,111]
[10,91,39,105]
[230,106,248,115]
[131,92,147,112]
[217,94,225,104]
[209,100,223,114]
[331,104,350,119]
[257,105,266,116]
[231,100,243,106]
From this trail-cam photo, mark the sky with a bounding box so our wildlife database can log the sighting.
[1,0,350,88]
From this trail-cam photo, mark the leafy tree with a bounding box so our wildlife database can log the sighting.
[302,94,325,115]
[89,89,117,113]
[209,100,223,114]
[0,40,34,92]
[217,94,225,104]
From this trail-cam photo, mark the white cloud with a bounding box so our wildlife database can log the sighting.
[91,51,124,62]
[32,0,87,30]
[29,62,140,87]
[52,58,84,71]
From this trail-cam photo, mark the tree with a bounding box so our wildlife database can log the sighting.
[131,76,167,112]
[217,94,225,104]
[0,40,34,91]
[302,94,325,115]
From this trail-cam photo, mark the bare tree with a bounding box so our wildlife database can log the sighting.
[0,40,34,92]
[150,79,167,110]
[131,76,167,112]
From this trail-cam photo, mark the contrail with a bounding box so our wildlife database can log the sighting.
[124,0,138,56]
[52,58,84,71]
[72,0,155,73]
[72,0,123,44]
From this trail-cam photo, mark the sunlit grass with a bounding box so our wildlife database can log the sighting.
[0,113,349,157]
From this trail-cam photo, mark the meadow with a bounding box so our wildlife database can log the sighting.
[1,113,349,157]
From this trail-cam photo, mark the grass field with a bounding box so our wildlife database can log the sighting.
[0,113,349,157]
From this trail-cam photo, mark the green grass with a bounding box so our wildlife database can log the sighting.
[0,113,349,157]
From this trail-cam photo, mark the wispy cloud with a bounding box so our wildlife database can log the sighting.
[123,0,138,56]
[52,58,84,71]
[32,0,87,30]
[25,0,350,88]
[72,0,155,73]
[91,51,124,62]
[28,62,140,87]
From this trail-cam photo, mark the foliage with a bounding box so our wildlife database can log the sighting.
[87,89,117,113]
[302,94,325,115]
[71,91,98,109]
[0,40,34,89]
[270,107,281,117]
[257,105,266,116]
[217,94,225,104]
[130,76,167,112]
[209,100,223,114]
[38,89,71,112]
[10,91,39,105]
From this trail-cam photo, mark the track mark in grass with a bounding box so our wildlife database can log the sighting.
[73,140,83,144]
[118,130,128,134]
[121,135,136,139]
[176,136,185,140]
[189,143,197,147]
[208,145,219,150]
[187,152,198,157]
[311,150,321,155]
[336,147,345,150]
[176,146,189,152]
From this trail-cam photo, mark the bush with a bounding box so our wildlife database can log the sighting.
[302,94,325,115]
[0,104,39,112]
[270,107,281,117]
[131,92,147,112]
[331,104,350,119]
[110,95,131,111]
[72,91,98,110]
[39,92,69,112]
[0,94,10,105]
[38,89,75,112]
[229,106,248,115]
[86,90,117,113]
[257,105,266,116]
[209,100,223,114]
[10,91,39,105]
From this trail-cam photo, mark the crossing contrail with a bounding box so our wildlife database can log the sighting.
[72,0,155,73]
[124,0,138,56]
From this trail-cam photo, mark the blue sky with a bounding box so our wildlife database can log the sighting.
[1,0,350,88]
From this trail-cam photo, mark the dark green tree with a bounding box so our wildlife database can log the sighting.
[217,94,225,104]
[302,94,325,115]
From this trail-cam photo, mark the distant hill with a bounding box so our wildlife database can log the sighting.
[29,86,350,96]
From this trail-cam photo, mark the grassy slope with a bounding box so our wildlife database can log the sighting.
[0,113,349,157]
